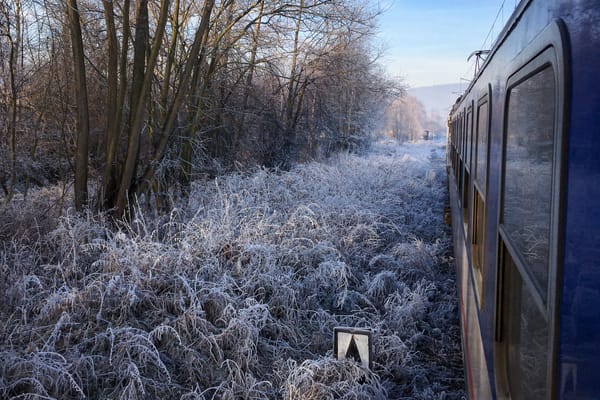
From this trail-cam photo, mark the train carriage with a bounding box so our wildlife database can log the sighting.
[446,0,600,399]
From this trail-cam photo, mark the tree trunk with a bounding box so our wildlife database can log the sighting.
[234,0,264,152]
[160,0,180,116]
[115,0,170,216]
[100,0,120,209]
[5,0,20,203]
[138,0,215,196]
[67,0,90,211]
[282,0,304,166]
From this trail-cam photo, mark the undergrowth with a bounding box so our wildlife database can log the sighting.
[0,140,465,399]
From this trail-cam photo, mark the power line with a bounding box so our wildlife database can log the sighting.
[458,0,519,88]
[480,0,507,51]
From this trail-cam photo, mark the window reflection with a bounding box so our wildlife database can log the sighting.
[503,66,555,298]
[473,192,485,289]
[476,102,488,191]
[506,254,549,399]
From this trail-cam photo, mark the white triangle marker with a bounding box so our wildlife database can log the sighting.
[333,327,373,369]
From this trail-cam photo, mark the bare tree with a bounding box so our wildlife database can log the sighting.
[99,0,123,210]
[66,0,90,210]
[0,0,23,202]
[1,0,397,215]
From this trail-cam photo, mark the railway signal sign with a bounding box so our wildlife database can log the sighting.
[333,327,373,369]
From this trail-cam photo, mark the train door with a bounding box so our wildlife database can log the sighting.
[494,24,568,400]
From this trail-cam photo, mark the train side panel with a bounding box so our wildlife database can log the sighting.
[557,1,600,398]
[447,0,600,398]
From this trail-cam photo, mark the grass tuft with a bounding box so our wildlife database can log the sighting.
[0,140,464,399]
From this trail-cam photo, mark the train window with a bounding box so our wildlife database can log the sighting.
[452,119,456,182]
[454,118,459,179]
[475,101,489,191]
[501,245,549,399]
[466,107,474,169]
[463,109,473,221]
[460,113,464,158]
[458,113,464,203]
[456,117,460,156]
[472,98,489,304]
[455,118,459,182]
[502,65,555,298]
[497,46,564,399]
[472,191,485,301]
[464,111,468,160]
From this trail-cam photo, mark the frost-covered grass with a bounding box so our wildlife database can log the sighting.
[0,139,465,399]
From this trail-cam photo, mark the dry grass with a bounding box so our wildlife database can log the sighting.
[0,140,465,399]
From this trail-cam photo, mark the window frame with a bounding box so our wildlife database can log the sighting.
[500,62,556,307]
[461,111,466,198]
[471,89,491,308]
[493,19,569,400]
[463,104,474,213]
[465,106,473,169]
[475,90,491,194]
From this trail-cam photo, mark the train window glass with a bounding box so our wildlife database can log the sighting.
[452,120,456,176]
[458,160,463,204]
[472,98,489,303]
[472,190,485,301]
[461,114,465,158]
[456,116,462,158]
[502,247,549,399]
[466,110,473,168]
[463,106,473,230]
[475,101,489,191]
[456,119,459,155]
[462,113,467,160]
[463,170,470,219]
[503,65,555,298]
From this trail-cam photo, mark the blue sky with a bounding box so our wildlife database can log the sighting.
[377,0,516,88]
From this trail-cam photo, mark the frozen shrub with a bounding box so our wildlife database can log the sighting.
[366,270,400,309]
[0,140,464,399]
[281,358,387,400]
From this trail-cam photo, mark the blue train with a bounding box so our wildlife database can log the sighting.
[446,0,600,398]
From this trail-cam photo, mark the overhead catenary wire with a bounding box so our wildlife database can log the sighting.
[480,0,522,51]
[480,0,508,51]
[461,0,518,85]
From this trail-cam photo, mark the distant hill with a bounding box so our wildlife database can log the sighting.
[408,83,465,124]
